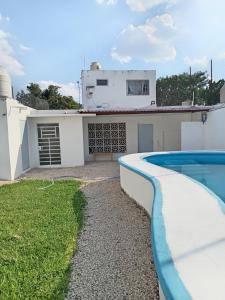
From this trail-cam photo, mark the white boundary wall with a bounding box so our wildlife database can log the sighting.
[181,122,204,150]
[204,106,225,149]
[182,106,225,150]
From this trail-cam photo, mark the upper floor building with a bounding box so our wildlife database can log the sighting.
[81,62,156,110]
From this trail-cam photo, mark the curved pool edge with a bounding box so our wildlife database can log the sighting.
[118,151,225,300]
[119,155,191,300]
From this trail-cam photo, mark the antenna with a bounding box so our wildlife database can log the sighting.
[189,66,194,104]
[76,81,81,104]
[11,85,14,99]
[210,59,213,84]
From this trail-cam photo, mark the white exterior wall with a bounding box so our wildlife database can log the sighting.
[204,106,225,150]
[83,112,202,161]
[0,98,32,180]
[28,116,85,168]
[0,98,86,180]
[0,100,11,179]
[181,122,204,150]
[81,70,156,109]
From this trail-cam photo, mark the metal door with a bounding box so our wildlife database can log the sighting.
[138,124,153,153]
[37,123,61,166]
[20,120,30,171]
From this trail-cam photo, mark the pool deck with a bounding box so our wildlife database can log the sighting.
[119,152,225,300]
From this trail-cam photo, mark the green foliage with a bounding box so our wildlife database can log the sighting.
[16,90,49,110]
[27,83,42,98]
[157,71,209,106]
[198,79,225,105]
[0,180,86,299]
[16,83,82,110]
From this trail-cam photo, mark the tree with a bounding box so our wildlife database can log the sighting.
[198,79,225,105]
[27,83,42,98]
[17,83,82,110]
[157,71,208,106]
[16,90,49,110]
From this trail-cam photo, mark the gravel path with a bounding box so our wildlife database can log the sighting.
[66,179,159,299]
[24,162,159,299]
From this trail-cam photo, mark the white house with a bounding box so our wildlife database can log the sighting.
[81,62,156,110]
[0,64,209,180]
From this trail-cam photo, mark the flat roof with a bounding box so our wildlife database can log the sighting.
[28,113,96,118]
[79,106,210,115]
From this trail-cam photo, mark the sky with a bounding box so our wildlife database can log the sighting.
[1,0,225,101]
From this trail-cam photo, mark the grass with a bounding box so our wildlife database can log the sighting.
[0,180,86,300]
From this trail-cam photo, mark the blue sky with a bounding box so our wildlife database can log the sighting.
[1,0,225,100]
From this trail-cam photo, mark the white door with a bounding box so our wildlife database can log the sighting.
[138,124,153,153]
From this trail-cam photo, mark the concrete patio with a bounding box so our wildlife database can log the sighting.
[23,161,120,181]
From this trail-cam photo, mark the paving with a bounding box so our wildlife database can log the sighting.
[24,162,159,299]
[0,180,16,186]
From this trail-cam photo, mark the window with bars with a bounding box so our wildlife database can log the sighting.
[37,123,61,166]
[88,123,127,154]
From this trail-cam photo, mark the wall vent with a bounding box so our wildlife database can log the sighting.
[88,122,127,154]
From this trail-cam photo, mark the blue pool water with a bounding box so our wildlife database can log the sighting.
[145,152,225,202]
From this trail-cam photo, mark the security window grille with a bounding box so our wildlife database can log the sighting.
[96,79,108,86]
[37,123,61,166]
[127,80,149,95]
[88,123,127,154]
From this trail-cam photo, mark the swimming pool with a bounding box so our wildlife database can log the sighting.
[119,152,225,300]
[145,152,225,202]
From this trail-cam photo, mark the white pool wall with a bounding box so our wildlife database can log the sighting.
[120,166,154,215]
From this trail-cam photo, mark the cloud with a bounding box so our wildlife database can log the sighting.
[217,52,225,60]
[184,56,208,68]
[96,0,117,4]
[111,14,176,63]
[96,0,178,11]
[125,0,177,12]
[38,80,80,100]
[0,13,10,22]
[0,30,24,75]
[19,44,32,51]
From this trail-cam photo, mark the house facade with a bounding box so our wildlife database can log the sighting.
[81,62,156,109]
[0,64,209,180]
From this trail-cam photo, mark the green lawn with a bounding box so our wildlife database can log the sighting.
[0,180,86,300]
